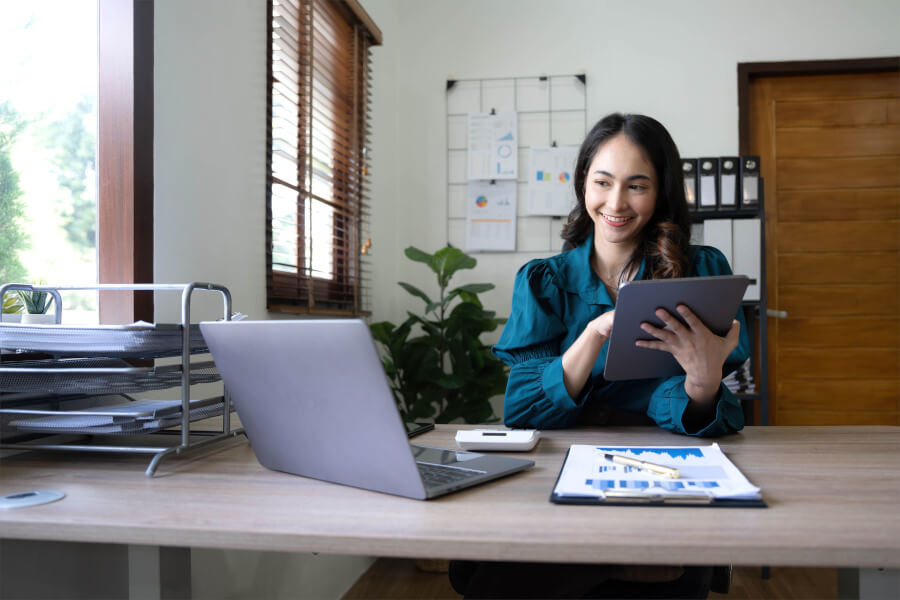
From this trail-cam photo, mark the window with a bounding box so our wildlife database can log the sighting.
[267,0,380,315]
[0,0,153,326]
[0,1,99,324]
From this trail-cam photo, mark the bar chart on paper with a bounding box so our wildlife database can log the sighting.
[553,444,762,500]
[590,447,727,491]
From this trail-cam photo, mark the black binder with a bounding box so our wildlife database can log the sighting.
[682,158,698,210]
[697,157,719,211]
[718,156,739,210]
[740,156,761,208]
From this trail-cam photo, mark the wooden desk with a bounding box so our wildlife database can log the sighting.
[1,425,899,570]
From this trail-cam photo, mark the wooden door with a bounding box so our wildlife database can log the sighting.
[747,69,900,425]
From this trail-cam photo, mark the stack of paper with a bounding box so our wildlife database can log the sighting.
[724,358,755,394]
[7,397,225,435]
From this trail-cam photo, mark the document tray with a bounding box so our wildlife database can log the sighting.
[0,322,208,358]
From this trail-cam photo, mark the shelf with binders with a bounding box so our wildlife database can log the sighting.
[689,181,768,426]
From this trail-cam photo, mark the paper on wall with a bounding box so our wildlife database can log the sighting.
[525,145,578,216]
[465,180,516,252]
[467,112,518,180]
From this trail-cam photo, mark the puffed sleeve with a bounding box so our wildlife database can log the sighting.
[492,261,588,429]
[643,246,750,436]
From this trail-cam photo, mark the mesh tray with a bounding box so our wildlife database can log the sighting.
[0,322,209,358]
[0,357,221,395]
[4,397,226,436]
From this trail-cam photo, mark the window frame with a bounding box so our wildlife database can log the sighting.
[97,0,154,324]
[266,0,380,316]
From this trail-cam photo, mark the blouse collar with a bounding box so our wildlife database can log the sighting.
[555,231,647,306]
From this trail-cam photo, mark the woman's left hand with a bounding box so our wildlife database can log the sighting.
[635,304,741,403]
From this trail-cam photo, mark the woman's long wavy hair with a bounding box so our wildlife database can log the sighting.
[561,113,691,282]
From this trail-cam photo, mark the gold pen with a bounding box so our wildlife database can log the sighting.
[603,453,681,479]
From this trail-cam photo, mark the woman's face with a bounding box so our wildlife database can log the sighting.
[583,133,658,252]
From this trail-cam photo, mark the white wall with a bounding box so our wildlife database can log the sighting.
[154,0,268,324]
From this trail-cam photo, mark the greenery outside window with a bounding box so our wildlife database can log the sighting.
[267,0,380,315]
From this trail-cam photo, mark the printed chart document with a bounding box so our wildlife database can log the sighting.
[465,180,516,251]
[467,111,518,180]
[526,145,579,216]
[551,444,764,506]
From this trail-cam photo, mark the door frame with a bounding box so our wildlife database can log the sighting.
[737,56,899,425]
[738,56,900,154]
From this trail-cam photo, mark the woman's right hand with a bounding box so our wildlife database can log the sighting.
[587,309,615,341]
[562,310,615,398]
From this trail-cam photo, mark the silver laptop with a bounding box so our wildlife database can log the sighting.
[199,319,533,500]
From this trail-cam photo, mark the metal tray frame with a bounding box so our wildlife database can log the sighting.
[0,282,244,476]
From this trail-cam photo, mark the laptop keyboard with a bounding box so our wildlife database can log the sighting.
[417,462,485,488]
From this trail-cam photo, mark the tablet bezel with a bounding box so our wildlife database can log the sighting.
[602,275,750,381]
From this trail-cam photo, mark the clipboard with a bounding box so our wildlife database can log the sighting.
[549,445,767,508]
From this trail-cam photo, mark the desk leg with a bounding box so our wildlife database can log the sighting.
[859,568,900,600]
[128,545,191,600]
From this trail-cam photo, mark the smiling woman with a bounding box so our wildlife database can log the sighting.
[494,112,749,435]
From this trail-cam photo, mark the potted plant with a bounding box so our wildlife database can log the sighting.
[17,287,55,324]
[1,292,24,323]
[370,246,508,424]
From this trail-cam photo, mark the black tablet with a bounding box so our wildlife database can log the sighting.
[603,275,750,381]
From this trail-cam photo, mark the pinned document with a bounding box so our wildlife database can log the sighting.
[698,158,718,210]
[467,111,518,180]
[465,180,516,251]
[526,145,578,216]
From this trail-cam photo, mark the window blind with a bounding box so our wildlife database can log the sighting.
[267,0,379,315]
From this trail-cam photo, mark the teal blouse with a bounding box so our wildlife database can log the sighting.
[493,232,749,436]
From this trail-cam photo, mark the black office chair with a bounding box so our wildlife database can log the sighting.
[448,559,728,599]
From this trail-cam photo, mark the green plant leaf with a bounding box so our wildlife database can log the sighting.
[432,247,476,287]
[407,313,441,338]
[451,283,494,295]
[434,373,465,390]
[456,290,483,307]
[17,289,52,314]
[410,394,437,421]
[398,282,432,305]
[404,246,434,268]
[369,321,395,346]
[2,293,23,314]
